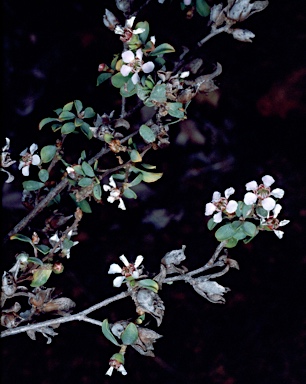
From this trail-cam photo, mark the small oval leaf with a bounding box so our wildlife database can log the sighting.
[30,265,52,287]
[61,122,76,134]
[130,149,142,163]
[38,169,49,183]
[139,125,156,143]
[102,319,121,346]
[78,177,93,187]
[39,117,59,130]
[10,234,32,243]
[215,224,236,241]
[120,323,139,345]
[40,145,57,164]
[22,180,45,191]
[81,161,95,177]
[243,221,257,237]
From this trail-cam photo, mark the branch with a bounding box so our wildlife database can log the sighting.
[1,291,130,338]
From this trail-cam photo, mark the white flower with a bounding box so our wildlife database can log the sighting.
[121,49,155,85]
[244,175,285,216]
[108,255,144,287]
[114,16,145,42]
[49,230,79,259]
[103,176,126,210]
[259,203,290,239]
[106,364,127,376]
[18,143,41,176]
[205,187,238,223]
[118,365,127,375]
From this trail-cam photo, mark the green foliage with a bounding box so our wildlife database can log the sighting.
[38,169,49,183]
[120,323,139,345]
[196,0,211,17]
[150,43,175,56]
[102,319,121,346]
[30,265,53,287]
[137,279,159,293]
[22,180,45,191]
[40,145,57,163]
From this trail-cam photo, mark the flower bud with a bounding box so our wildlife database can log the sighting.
[52,262,64,274]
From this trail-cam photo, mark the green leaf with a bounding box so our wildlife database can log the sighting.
[81,150,86,160]
[136,83,151,101]
[39,117,59,130]
[97,72,112,86]
[27,257,43,266]
[167,102,185,118]
[110,54,119,70]
[104,133,113,143]
[59,110,75,120]
[38,169,49,183]
[196,0,211,17]
[130,149,142,162]
[51,123,62,132]
[132,167,163,183]
[136,21,149,44]
[111,72,129,88]
[83,107,95,119]
[30,265,52,287]
[74,100,83,114]
[74,117,83,127]
[10,234,32,243]
[121,323,139,345]
[61,122,76,134]
[141,163,156,170]
[63,101,74,111]
[93,184,102,200]
[73,165,85,176]
[150,43,175,56]
[81,161,95,177]
[78,199,92,213]
[243,221,257,237]
[78,177,93,187]
[139,125,156,143]
[123,188,137,199]
[215,224,236,241]
[242,203,252,218]
[256,206,268,218]
[233,226,247,240]
[112,173,125,181]
[35,244,51,255]
[102,319,121,346]
[54,108,63,115]
[225,237,239,248]
[207,218,218,231]
[149,84,167,102]
[40,145,57,164]
[22,180,45,191]
[80,122,93,139]
[127,173,143,187]
[137,279,159,293]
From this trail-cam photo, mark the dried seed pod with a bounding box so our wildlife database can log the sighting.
[135,289,165,326]
[132,327,163,357]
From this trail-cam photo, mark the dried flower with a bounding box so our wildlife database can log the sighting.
[18,143,41,176]
[103,9,120,31]
[227,0,269,22]
[1,138,16,183]
[121,49,155,84]
[103,176,126,210]
[108,254,144,287]
[205,187,238,223]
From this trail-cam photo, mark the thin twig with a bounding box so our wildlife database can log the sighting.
[1,291,130,338]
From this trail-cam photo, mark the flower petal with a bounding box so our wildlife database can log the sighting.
[131,72,140,84]
[142,61,155,74]
[245,180,258,191]
[135,48,143,61]
[205,202,216,216]
[134,255,144,268]
[118,198,126,210]
[105,367,114,376]
[103,185,111,191]
[108,263,123,274]
[212,191,221,202]
[121,64,132,77]
[107,196,116,203]
[262,175,275,187]
[226,200,238,213]
[29,143,38,154]
[119,255,130,266]
[122,50,135,63]
[109,176,117,188]
[113,276,126,287]
[244,192,257,205]
[133,27,145,34]
[274,230,284,239]
[20,148,28,156]
[22,165,30,176]
[279,219,290,226]
[213,211,223,223]
[271,188,284,199]
[225,187,235,199]
[262,197,276,211]
[118,365,127,375]
[126,16,136,28]
[132,270,140,278]
[273,204,282,218]
[31,154,41,166]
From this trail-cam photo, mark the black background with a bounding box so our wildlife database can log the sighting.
[1,1,306,383]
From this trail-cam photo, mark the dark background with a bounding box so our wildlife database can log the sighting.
[1,1,306,383]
